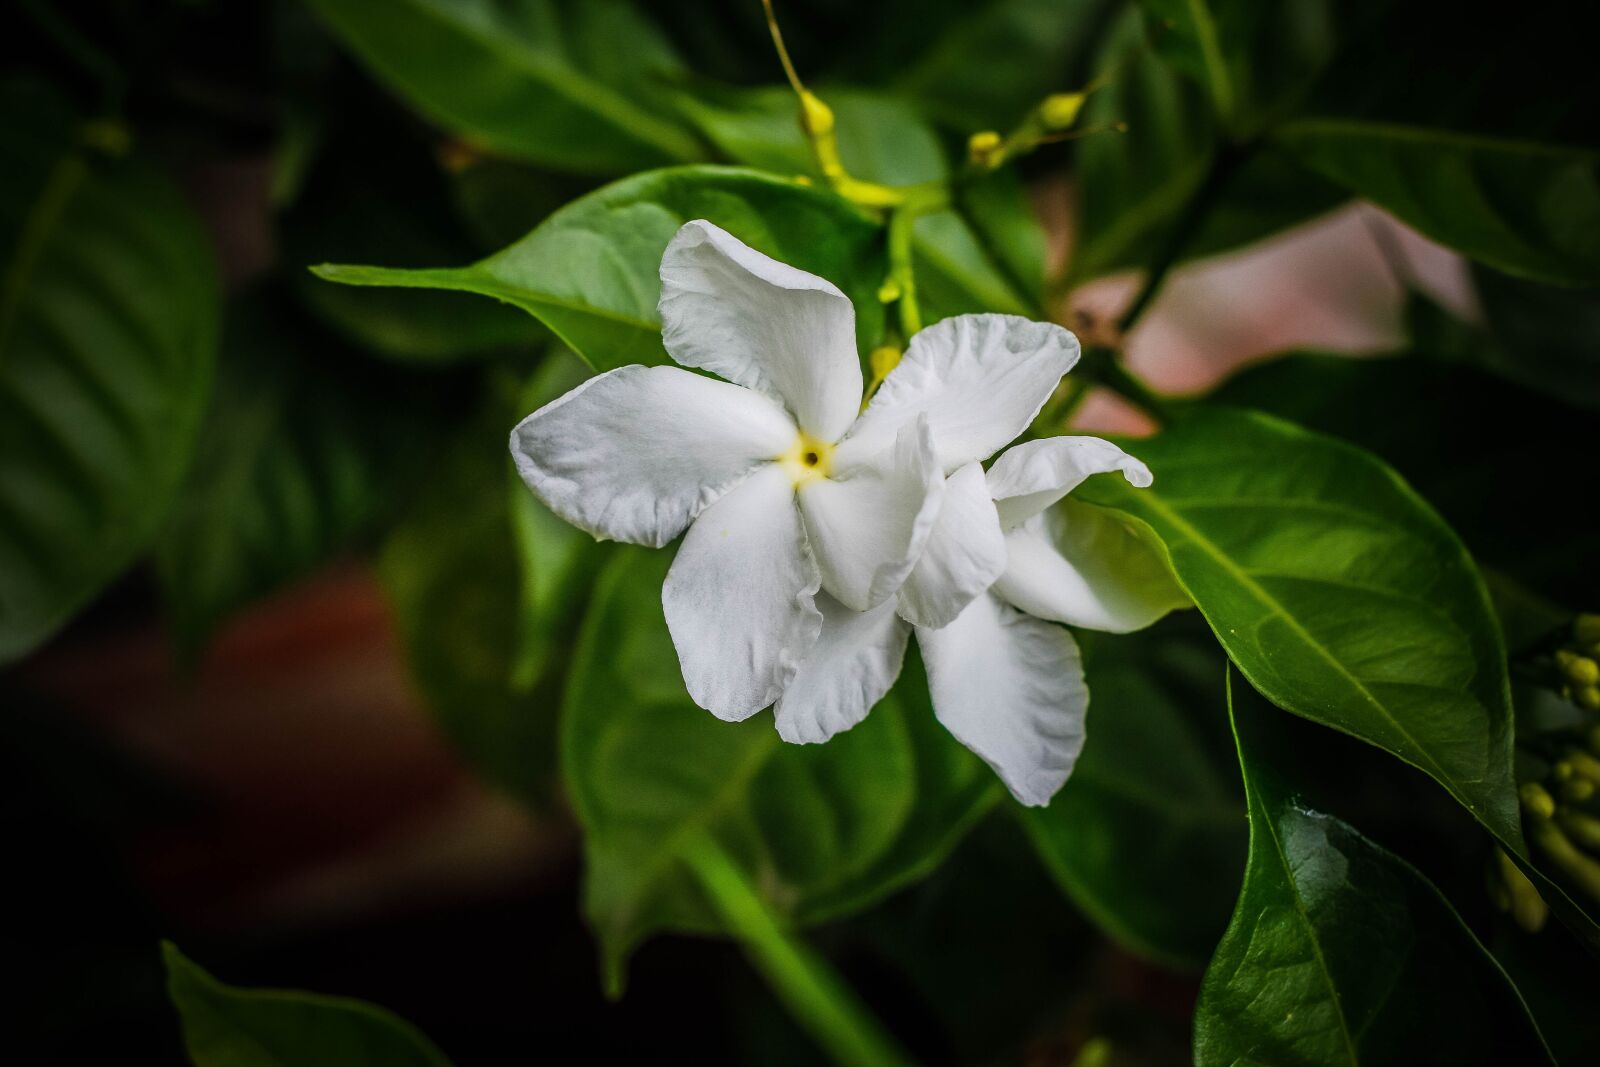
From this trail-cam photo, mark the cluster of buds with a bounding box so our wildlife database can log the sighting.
[1555,615,1600,711]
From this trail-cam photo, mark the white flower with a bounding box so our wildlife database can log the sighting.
[778,436,1188,806]
[509,220,1079,723]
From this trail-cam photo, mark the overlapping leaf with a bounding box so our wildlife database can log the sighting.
[1195,679,1552,1065]
[564,547,995,992]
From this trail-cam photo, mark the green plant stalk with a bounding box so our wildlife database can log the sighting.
[681,830,918,1067]
[886,205,923,339]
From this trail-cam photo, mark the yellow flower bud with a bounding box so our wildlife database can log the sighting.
[1495,848,1549,933]
[877,280,902,304]
[1558,649,1600,687]
[967,130,1003,168]
[869,345,902,381]
[1039,92,1085,130]
[1578,685,1600,712]
[1574,613,1600,644]
[1563,776,1595,803]
[1521,782,1557,819]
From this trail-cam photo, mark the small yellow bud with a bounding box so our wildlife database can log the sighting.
[1039,92,1086,130]
[1574,614,1600,644]
[1558,807,1600,850]
[1495,849,1549,932]
[967,130,1004,168]
[1521,782,1557,819]
[869,345,902,381]
[1565,748,1600,784]
[1555,759,1575,782]
[798,91,835,137]
[1563,777,1595,803]
[1557,649,1600,687]
[1578,685,1600,712]
[877,279,902,303]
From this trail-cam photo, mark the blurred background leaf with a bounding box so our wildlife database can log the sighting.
[1022,618,1244,970]
[164,942,456,1067]
[304,0,705,173]
[1,79,219,664]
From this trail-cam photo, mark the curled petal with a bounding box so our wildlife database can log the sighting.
[510,365,795,546]
[985,436,1151,530]
[993,500,1188,634]
[663,465,822,720]
[659,219,862,442]
[917,592,1088,807]
[897,462,1007,629]
[775,593,911,745]
[838,314,1079,473]
[799,415,943,612]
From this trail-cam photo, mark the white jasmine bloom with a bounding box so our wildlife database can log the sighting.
[779,436,1188,806]
[509,220,1079,724]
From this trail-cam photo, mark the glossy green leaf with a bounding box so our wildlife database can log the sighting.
[1069,9,1343,283]
[157,293,423,658]
[1,87,219,663]
[892,0,1116,131]
[1275,120,1600,285]
[1194,678,1553,1066]
[1021,622,1244,969]
[380,360,596,805]
[1211,352,1600,608]
[953,166,1047,309]
[314,166,888,372]
[304,0,703,174]
[1077,409,1520,845]
[672,86,1034,319]
[163,942,454,1067]
[563,547,995,992]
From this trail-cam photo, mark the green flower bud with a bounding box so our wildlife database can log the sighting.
[1039,92,1086,130]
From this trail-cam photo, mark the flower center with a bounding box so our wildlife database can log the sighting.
[779,432,834,486]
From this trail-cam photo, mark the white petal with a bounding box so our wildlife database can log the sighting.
[837,314,1079,473]
[798,415,943,612]
[897,462,1006,629]
[985,436,1151,530]
[659,220,862,442]
[510,365,796,547]
[993,500,1188,634]
[917,592,1088,807]
[774,593,911,744]
[663,464,822,720]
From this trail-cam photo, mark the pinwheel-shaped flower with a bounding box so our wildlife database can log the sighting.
[779,436,1187,805]
[510,220,1077,725]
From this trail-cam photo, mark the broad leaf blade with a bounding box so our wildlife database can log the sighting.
[1275,120,1600,286]
[1196,679,1553,1066]
[1077,409,1519,846]
[315,166,888,372]
[1,88,219,663]
[563,547,993,992]
[163,942,454,1067]
[305,0,702,173]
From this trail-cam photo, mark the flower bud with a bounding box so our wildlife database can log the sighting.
[967,130,1004,168]
[1557,648,1600,687]
[1039,92,1085,130]
[798,91,835,137]
[1521,782,1557,819]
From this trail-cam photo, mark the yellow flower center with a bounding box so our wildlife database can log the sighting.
[778,431,834,487]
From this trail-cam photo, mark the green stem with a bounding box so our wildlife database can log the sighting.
[681,831,917,1067]
[886,206,922,338]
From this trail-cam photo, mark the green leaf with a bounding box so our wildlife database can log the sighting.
[1471,265,1600,410]
[304,0,703,174]
[1,86,219,664]
[893,0,1117,131]
[1021,622,1244,969]
[156,293,423,658]
[1194,678,1553,1066]
[563,547,995,992]
[162,942,454,1067]
[1274,119,1600,285]
[1069,9,1343,282]
[1211,352,1600,608]
[1077,408,1520,845]
[380,359,596,804]
[953,166,1048,308]
[672,87,1034,318]
[314,166,889,373]
[281,117,547,364]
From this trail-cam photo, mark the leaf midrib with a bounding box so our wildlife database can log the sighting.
[1131,488,1479,820]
